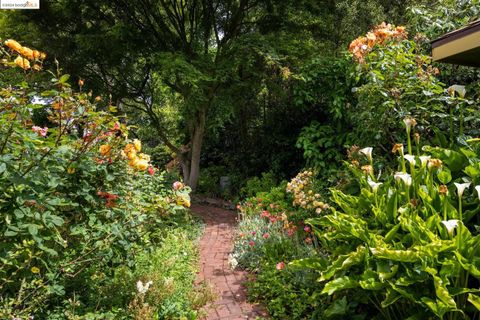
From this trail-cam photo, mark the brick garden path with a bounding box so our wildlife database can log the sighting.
[192,204,268,320]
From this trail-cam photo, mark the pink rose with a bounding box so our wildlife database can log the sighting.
[172,181,184,190]
[32,126,48,137]
[262,233,270,239]
[276,262,285,270]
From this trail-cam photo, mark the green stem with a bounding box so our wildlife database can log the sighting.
[459,102,464,136]
[459,198,463,220]
[407,129,413,155]
[449,106,454,147]
[443,196,447,221]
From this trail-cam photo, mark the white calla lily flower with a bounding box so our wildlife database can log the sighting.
[367,178,382,193]
[359,147,373,162]
[454,182,471,198]
[442,219,459,235]
[419,156,431,166]
[404,154,416,166]
[448,84,466,98]
[475,185,480,200]
[394,172,412,186]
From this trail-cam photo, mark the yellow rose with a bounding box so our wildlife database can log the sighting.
[128,157,139,167]
[135,159,149,171]
[176,195,191,208]
[133,139,141,152]
[14,56,30,70]
[138,153,150,161]
[99,144,111,156]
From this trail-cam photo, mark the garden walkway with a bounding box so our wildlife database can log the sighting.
[192,204,268,320]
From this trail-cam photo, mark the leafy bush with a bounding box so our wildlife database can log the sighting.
[0,40,199,318]
[240,172,279,199]
[296,117,480,319]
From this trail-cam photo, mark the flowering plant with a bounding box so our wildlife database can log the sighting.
[0,41,190,318]
[294,117,480,319]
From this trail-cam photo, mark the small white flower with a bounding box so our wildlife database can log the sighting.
[404,154,416,166]
[475,185,480,200]
[448,84,466,98]
[403,117,417,131]
[419,156,431,166]
[454,182,471,198]
[442,219,459,235]
[228,253,239,270]
[136,280,153,294]
[367,178,382,193]
[359,147,373,162]
[394,172,412,186]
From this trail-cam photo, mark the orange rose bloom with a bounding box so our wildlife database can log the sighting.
[4,39,22,52]
[20,47,35,60]
[99,144,112,156]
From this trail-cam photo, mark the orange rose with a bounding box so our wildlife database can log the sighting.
[99,144,111,156]
[4,39,22,52]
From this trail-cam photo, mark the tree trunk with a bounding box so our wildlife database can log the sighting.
[186,108,206,191]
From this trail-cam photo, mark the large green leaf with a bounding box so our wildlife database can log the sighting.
[319,246,366,281]
[322,276,359,295]
[468,293,480,311]
[370,247,421,263]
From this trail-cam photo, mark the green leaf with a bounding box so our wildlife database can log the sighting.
[322,276,358,295]
[4,230,17,236]
[468,293,480,311]
[437,169,452,184]
[57,74,70,84]
[370,247,421,263]
[323,296,348,318]
[320,246,366,281]
[50,215,64,227]
[28,224,39,236]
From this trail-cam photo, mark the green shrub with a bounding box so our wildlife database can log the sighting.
[240,172,279,198]
[0,42,198,318]
[296,117,480,319]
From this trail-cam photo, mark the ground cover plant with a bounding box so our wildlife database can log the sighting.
[0,40,210,319]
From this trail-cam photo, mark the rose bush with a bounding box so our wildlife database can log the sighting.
[0,40,199,319]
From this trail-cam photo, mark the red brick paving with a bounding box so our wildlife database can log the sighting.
[192,204,268,320]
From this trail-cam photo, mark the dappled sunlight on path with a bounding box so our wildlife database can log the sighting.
[192,204,268,320]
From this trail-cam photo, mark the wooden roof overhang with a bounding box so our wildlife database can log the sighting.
[432,20,480,67]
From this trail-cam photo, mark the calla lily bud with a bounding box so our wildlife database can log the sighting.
[403,117,417,132]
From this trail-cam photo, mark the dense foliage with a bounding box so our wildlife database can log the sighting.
[2,1,480,319]
[0,42,210,319]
